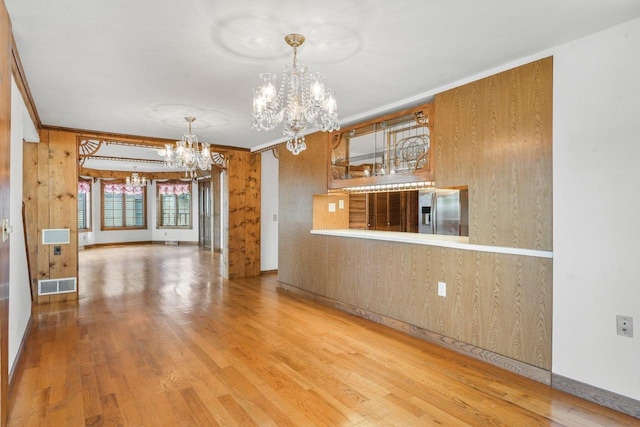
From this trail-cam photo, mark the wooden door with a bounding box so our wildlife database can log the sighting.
[0,2,11,424]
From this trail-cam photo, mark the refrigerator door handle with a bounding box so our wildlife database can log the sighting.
[431,192,437,234]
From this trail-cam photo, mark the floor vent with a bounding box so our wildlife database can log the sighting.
[165,240,179,245]
[38,277,77,295]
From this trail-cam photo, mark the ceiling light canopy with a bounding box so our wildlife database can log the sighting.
[159,117,213,177]
[252,33,340,155]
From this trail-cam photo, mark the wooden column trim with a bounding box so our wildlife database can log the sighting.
[10,33,41,131]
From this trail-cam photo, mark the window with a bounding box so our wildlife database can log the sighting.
[78,179,92,231]
[157,182,192,228]
[101,182,146,229]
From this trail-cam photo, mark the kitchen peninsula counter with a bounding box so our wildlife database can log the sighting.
[311,229,553,259]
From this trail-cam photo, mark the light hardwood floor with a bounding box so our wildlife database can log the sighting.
[8,245,639,426]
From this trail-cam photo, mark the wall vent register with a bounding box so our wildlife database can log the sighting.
[42,228,70,245]
[38,277,77,296]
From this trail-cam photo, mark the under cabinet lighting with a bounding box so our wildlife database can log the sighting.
[328,181,435,194]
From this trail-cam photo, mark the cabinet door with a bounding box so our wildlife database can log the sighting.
[358,191,417,232]
[375,193,388,230]
[402,190,419,233]
[348,193,368,229]
[386,192,402,231]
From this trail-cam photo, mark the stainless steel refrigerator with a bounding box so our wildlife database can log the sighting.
[418,189,469,236]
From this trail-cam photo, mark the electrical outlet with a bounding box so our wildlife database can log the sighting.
[617,315,634,337]
[438,281,446,297]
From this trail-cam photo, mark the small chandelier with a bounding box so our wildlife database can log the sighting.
[252,33,340,155]
[159,117,212,177]
[126,166,147,191]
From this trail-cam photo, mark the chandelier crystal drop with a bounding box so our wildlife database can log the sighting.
[252,33,340,155]
[159,117,213,177]
[125,166,147,191]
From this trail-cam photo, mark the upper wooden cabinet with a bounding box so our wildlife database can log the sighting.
[328,103,434,190]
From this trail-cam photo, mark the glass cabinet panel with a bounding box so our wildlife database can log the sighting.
[328,103,433,189]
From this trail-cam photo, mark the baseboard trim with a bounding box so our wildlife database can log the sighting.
[9,314,34,389]
[83,241,153,249]
[152,240,199,246]
[83,240,201,249]
[277,282,551,385]
[261,269,278,275]
[552,374,640,419]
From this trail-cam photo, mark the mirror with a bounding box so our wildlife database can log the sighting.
[329,103,433,189]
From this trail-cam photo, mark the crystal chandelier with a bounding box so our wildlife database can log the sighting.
[159,117,213,177]
[125,166,147,191]
[252,33,340,155]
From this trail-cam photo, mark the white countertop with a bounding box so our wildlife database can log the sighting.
[310,229,553,259]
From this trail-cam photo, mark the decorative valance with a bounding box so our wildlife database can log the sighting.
[78,181,91,194]
[158,183,190,195]
[103,182,144,196]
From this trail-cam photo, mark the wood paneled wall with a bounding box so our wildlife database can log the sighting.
[224,151,261,279]
[325,237,551,368]
[278,59,553,371]
[312,194,349,230]
[278,132,331,291]
[23,130,78,304]
[435,57,553,250]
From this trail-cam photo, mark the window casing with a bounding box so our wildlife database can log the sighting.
[101,181,147,230]
[157,182,192,229]
[78,179,91,231]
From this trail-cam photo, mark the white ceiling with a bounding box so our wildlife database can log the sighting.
[7,0,640,159]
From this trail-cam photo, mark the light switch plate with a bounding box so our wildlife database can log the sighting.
[438,281,446,297]
[1,219,9,243]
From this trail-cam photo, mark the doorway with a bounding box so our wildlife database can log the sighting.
[198,179,212,248]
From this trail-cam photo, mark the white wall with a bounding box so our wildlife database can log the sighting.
[553,17,640,400]
[260,151,278,271]
[80,179,198,246]
[9,77,38,374]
